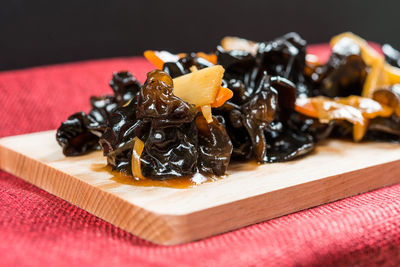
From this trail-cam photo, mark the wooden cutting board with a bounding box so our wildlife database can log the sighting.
[1,130,400,245]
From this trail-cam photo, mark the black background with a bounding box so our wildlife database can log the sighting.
[2,0,400,71]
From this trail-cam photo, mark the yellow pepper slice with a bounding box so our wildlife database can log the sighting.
[330,32,400,98]
[295,96,393,141]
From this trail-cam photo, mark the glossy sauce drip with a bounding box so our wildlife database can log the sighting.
[91,164,222,189]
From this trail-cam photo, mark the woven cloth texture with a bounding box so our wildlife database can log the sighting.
[0,44,400,267]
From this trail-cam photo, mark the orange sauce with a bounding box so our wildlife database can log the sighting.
[91,164,222,189]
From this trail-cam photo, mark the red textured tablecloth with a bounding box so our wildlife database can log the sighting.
[1,45,400,267]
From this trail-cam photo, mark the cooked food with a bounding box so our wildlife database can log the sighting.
[56,32,400,180]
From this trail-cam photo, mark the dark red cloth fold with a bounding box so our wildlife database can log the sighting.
[1,45,400,267]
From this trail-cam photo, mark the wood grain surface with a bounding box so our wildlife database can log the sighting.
[1,130,400,245]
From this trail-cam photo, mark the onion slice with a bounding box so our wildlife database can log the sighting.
[131,137,145,180]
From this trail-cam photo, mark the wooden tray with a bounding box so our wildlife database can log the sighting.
[1,130,400,245]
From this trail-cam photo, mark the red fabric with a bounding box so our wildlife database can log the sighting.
[1,45,400,267]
